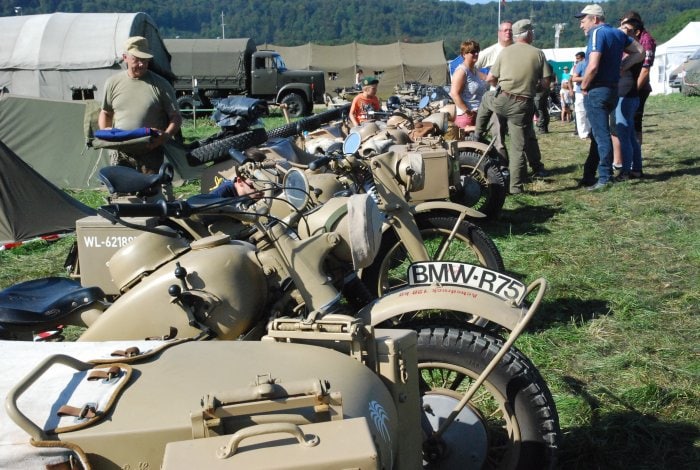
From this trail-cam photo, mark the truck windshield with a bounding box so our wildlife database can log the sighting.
[273,54,287,71]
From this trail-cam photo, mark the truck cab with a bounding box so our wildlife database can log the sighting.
[250,50,325,117]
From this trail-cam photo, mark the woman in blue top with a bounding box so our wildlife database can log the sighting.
[449,40,487,129]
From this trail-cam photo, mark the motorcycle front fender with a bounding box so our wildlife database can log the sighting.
[356,284,527,331]
[453,140,491,156]
[413,200,486,219]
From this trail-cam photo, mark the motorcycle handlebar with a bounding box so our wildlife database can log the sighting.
[101,200,191,218]
[308,155,333,171]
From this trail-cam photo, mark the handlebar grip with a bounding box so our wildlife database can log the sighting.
[101,201,173,218]
[308,155,332,171]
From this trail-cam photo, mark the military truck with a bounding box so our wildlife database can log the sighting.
[164,38,325,117]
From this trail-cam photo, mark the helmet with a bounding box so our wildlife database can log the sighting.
[386,95,402,110]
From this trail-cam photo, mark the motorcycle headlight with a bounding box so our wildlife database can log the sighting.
[397,152,425,192]
[283,168,310,211]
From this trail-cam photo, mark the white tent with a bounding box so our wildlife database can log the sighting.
[0,12,173,101]
[649,22,700,95]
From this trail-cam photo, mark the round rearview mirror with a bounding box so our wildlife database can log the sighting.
[343,132,362,155]
[283,168,310,211]
[418,96,430,109]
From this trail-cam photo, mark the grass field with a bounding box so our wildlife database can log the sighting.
[1,94,698,468]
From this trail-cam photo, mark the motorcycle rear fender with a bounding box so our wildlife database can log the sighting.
[357,284,526,331]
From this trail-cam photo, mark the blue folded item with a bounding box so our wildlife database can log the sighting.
[94,127,153,142]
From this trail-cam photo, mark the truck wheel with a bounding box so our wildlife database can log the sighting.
[281,93,308,118]
[177,96,196,116]
[186,128,268,166]
[415,327,560,469]
[457,151,507,219]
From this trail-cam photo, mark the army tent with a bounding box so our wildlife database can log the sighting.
[0,94,200,189]
[0,13,200,189]
[649,22,700,95]
[0,12,173,101]
[0,94,111,189]
[261,41,448,96]
[0,138,95,246]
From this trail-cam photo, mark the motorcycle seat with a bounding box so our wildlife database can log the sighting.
[98,162,173,195]
[0,277,105,329]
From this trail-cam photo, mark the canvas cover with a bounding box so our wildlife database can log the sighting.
[164,38,254,85]
[0,139,95,245]
[0,12,173,101]
[0,94,201,190]
[261,41,448,96]
[649,22,700,95]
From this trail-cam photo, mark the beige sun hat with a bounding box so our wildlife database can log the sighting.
[124,36,153,59]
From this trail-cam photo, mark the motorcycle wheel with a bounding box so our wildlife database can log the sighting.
[416,326,560,470]
[363,213,504,298]
[456,151,507,219]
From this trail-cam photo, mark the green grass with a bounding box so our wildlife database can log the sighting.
[1,94,699,468]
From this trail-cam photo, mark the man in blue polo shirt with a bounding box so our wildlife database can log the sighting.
[576,4,643,190]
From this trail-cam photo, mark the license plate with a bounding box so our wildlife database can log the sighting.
[407,262,527,304]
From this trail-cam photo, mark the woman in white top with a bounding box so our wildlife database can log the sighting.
[449,40,487,130]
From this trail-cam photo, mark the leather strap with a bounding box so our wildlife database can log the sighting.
[87,366,121,381]
[57,404,97,419]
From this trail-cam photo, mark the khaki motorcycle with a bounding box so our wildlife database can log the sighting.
[3,178,559,469]
[1,166,560,467]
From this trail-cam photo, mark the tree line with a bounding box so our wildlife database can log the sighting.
[2,0,699,57]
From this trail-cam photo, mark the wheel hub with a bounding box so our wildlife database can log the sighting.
[421,393,488,468]
[458,174,483,207]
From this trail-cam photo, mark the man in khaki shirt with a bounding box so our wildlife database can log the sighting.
[475,20,551,194]
[99,36,181,174]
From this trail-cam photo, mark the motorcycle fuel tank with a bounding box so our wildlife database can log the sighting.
[80,237,266,341]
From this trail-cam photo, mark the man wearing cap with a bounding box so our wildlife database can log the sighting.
[575,4,643,190]
[349,76,381,126]
[99,36,181,174]
[474,19,552,195]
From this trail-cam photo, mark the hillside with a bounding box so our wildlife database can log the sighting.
[2,0,699,56]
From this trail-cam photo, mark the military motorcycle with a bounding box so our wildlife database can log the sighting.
[379,95,509,219]
[203,131,504,300]
[0,145,560,467]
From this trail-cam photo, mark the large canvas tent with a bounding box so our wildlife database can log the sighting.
[0,12,173,100]
[260,41,448,96]
[0,139,95,246]
[0,94,199,189]
[0,13,199,190]
[649,22,700,95]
